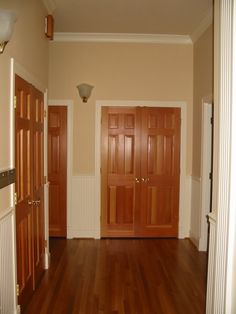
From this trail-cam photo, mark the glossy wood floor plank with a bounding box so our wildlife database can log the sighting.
[24,238,207,314]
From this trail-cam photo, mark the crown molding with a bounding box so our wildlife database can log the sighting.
[53,32,192,44]
[191,8,213,43]
[42,0,56,14]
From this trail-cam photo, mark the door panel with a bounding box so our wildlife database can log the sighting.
[48,106,67,237]
[15,75,34,305]
[32,87,45,284]
[101,107,140,237]
[15,75,45,308]
[101,106,180,238]
[139,107,180,236]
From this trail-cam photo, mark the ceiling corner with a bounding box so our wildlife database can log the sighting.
[191,8,213,43]
[42,0,56,14]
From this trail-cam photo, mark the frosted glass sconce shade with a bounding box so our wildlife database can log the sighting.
[0,10,16,53]
[77,83,94,103]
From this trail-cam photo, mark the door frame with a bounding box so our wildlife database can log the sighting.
[95,100,188,239]
[10,58,47,309]
[199,98,212,251]
[48,100,74,239]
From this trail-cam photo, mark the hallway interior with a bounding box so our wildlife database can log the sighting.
[24,238,207,314]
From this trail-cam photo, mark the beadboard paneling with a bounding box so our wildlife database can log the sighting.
[68,176,96,238]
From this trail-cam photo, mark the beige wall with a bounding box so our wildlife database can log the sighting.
[0,0,49,213]
[49,42,193,175]
[192,25,213,177]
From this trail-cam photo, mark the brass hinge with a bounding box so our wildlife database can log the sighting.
[44,176,47,184]
[14,96,17,109]
[44,110,47,118]
[14,192,18,205]
[16,284,20,297]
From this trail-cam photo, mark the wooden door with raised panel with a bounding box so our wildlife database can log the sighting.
[48,106,67,237]
[101,107,140,237]
[101,106,180,237]
[15,75,34,306]
[138,107,180,237]
[15,75,45,307]
[32,87,45,283]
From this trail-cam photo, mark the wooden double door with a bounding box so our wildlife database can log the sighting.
[15,75,45,308]
[101,107,180,237]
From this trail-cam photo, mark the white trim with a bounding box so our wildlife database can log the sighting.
[11,60,46,93]
[53,32,192,45]
[226,2,236,312]
[199,101,212,251]
[43,91,50,268]
[95,100,189,239]
[191,8,213,43]
[206,0,236,312]
[48,100,74,240]
[214,0,233,310]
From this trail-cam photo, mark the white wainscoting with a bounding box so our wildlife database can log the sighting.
[178,174,191,239]
[68,175,192,239]
[68,176,96,239]
[206,212,216,314]
[190,176,201,248]
[0,208,17,314]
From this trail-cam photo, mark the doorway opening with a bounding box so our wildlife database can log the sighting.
[48,100,73,239]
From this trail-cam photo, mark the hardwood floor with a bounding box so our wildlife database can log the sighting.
[24,238,207,314]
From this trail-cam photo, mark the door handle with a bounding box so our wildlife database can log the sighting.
[135,177,141,183]
[28,199,40,206]
[35,200,41,206]
[141,177,149,183]
[28,200,36,206]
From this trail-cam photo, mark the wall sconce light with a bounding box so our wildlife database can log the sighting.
[77,83,94,103]
[0,10,16,54]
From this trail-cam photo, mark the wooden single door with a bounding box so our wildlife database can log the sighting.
[138,107,180,237]
[101,106,180,237]
[15,75,45,307]
[101,107,140,237]
[32,87,45,283]
[48,106,67,237]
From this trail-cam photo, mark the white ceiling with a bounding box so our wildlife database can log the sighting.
[50,0,213,36]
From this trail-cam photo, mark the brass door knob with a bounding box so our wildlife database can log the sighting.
[35,200,41,206]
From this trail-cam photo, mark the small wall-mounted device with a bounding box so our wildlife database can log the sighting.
[0,169,16,189]
[45,14,54,40]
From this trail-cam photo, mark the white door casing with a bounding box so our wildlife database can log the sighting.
[199,100,212,251]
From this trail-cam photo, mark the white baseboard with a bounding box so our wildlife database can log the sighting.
[44,251,50,269]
